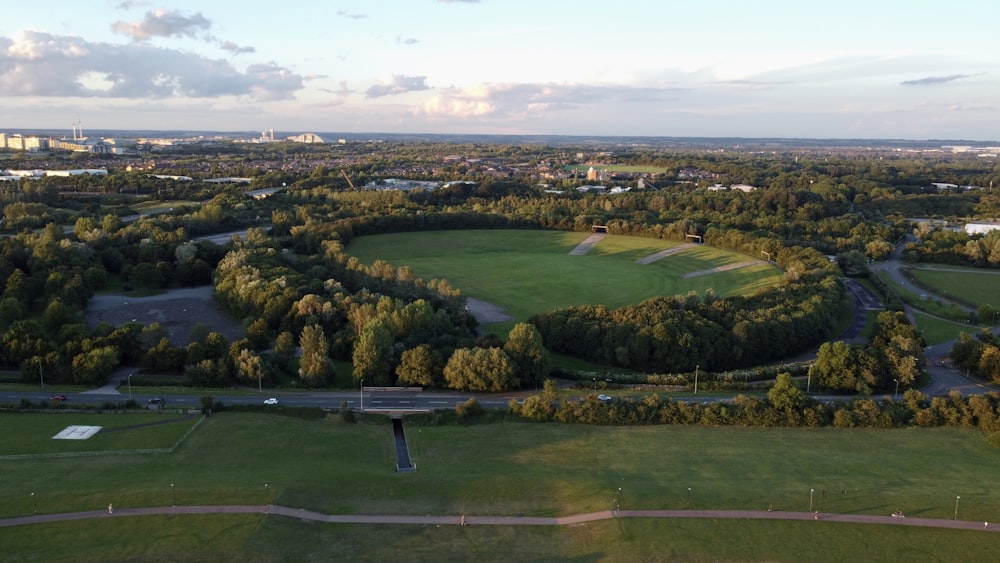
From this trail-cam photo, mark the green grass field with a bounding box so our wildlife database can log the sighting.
[909,266,1000,310]
[3,413,1000,560]
[0,412,199,456]
[347,230,781,322]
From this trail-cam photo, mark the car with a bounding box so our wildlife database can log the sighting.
[263,397,279,405]
[48,394,67,402]
[597,394,612,402]
[148,397,164,404]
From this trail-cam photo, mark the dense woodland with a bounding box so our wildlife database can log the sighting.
[1,140,999,394]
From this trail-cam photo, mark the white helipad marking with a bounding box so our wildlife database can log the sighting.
[53,425,102,440]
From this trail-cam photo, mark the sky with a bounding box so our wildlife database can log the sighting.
[1,0,998,140]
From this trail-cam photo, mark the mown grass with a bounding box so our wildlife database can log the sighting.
[346,230,781,322]
[0,412,200,455]
[909,265,1000,310]
[914,312,979,345]
[3,413,1000,561]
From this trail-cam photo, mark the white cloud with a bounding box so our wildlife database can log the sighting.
[0,30,302,100]
[111,9,211,41]
[365,74,429,98]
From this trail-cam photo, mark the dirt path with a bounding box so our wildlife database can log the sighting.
[465,297,514,324]
[568,232,606,256]
[635,243,696,264]
[682,260,768,279]
[3,504,996,532]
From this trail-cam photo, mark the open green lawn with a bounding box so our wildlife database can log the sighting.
[0,412,199,456]
[3,413,1000,560]
[347,230,781,321]
[910,266,1000,309]
[914,312,980,345]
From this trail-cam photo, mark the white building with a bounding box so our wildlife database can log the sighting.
[965,223,1000,235]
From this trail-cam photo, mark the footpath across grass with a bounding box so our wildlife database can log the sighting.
[4,413,1000,560]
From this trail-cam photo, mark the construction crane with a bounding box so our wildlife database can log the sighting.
[340,170,356,190]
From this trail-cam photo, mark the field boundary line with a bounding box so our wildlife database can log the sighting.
[0,415,205,461]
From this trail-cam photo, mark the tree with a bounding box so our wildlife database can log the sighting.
[768,372,804,411]
[836,250,870,277]
[235,348,265,389]
[443,347,515,392]
[299,324,334,385]
[503,322,549,388]
[396,344,441,387]
[352,322,394,386]
[71,346,119,385]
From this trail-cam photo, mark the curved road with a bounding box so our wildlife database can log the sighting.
[2,503,997,532]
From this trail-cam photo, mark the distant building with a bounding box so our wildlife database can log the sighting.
[932,182,959,191]
[288,133,325,144]
[965,223,1000,235]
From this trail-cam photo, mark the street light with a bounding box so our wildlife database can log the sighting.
[809,488,814,512]
[264,483,269,506]
[894,379,900,399]
[38,360,44,389]
[955,495,960,520]
[593,377,597,394]
[694,365,699,394]
[171,483,176,506]
[31,492,36,515]
[127,373,133,400]
[360,379,364,413]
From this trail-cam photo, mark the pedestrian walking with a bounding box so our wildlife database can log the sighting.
[985,521,989,530]
[460,515,466,527]
[813,511,819,521]
[108,503,113,514]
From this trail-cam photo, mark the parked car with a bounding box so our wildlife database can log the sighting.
[263,397,279,405]
[148,397,164,404]
[48,394,67,402]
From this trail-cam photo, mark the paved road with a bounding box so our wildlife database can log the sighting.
[1,504,996,532]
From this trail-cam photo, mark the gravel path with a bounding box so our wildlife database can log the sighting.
[635,243,697,264]
[568,232,606,255]
[465,297,514,324]
[681,260,768,279]
[3,504,997,532]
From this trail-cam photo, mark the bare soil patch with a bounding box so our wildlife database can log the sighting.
[466,297,514,324]
[681,260,768,279]
[635,243,697,264]
[86,286,244,346]
[568,233,606,256]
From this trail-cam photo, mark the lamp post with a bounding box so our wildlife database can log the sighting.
[593,377,597,394]
[694,365,699,394]
[31,492,36,515]
[39,360,44,389]
[360,379,364,412]
[127,373,133,400]
[264,483,269,506]
[171,483,176,506]
[258,364,262,393]
[809,488,814,512]
[806,369,811,394]
[894,379,900,400]
[954,495,960,520]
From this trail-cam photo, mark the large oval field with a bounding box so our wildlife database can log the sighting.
[347,230,782,323]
